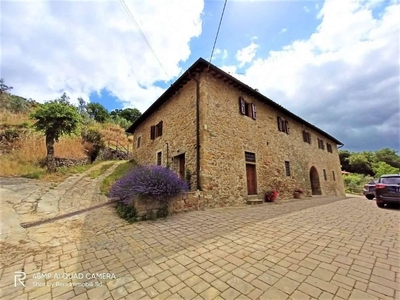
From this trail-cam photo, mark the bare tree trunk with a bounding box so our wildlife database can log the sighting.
[46,134,56,173]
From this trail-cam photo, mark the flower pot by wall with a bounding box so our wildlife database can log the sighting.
[293,192,301,199]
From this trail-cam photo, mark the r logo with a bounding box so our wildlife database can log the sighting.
[14,271,26,287]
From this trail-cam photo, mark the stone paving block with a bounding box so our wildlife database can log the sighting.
[177,286,197,300]
[348,289,378,300]
[311,267,334,281]
[332,274,355,288]
[220,287,240,300]
[298,282,322,298]
[368,282,395,297]
[275,276,300,295]
[86,285,110,300]
[259,286,288,300]
[290,290,310,300]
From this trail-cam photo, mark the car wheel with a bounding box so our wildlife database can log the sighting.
[366,195,374,200]
[376,201,385,208]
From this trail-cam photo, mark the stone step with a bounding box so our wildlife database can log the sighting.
[246,199,264,205]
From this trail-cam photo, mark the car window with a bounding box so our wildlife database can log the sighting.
[381,177,400,184]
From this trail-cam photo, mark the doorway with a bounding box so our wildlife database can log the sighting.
[246,164,257,195]
[310,166,322,195]
[176,154,185,180]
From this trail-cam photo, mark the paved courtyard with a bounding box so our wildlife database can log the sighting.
[0,164,399,300]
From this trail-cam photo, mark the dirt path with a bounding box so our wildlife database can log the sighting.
[0,161,126,265]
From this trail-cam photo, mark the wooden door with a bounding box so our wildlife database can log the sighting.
[246,164,257,195]
[178,154,185,180]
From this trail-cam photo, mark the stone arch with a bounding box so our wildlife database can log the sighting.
[310,166,322,195]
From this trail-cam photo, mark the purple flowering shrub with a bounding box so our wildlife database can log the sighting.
[109,165,188,204]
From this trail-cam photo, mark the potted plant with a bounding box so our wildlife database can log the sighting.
[293,188,304,199]
[265,190,279,202]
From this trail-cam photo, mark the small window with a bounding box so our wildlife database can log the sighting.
[239,97,256,120]
[323,169,327,180]
[332,171,335,181]
[277,117,289,134]
[150,121,163,139]
[156,151,162,166]
[150,126,155,140]
[284,161,291,176]
[137,136,141,148]
[245,151,256,162]
[327,143,332,153]
[302,131,311,144]
[318,138,325,150]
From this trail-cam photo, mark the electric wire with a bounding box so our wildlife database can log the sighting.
[208,0,228,68]
[119,0,173,85]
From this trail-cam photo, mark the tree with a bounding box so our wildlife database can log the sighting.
[30,97,81,172]
[373,161,400,178]
[0,78,13,94]
[87,102,109,123]
[374,148,400,168]
[110,108,141,123]
[339,150,351,171]
[347,151,375,176]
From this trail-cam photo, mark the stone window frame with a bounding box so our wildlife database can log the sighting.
[239,97,257,120]
[245,151,256,163]
[323,169,327,181]
[284,161,291,176]
[156,150,162,166]
[136,136,141,148]
[277,116,289,134]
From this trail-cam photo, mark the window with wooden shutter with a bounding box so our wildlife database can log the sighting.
[239,97,246,115]
[251,104,256,120]
[277,117,283,131]
[150,126,155,140]
[284,120,289,134]
[156,121,163,137]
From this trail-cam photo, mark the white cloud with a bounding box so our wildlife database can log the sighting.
[303,6,310,13]
[227,0,400,151]
[214,48,228,60]
[0,0,204,112]
[235,41,259,68]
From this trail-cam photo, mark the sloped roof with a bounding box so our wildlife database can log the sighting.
[126,57,343,145]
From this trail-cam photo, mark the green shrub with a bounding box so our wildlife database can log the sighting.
[342,173,374,194]
[22,172,41,179]
[115,201,137,223]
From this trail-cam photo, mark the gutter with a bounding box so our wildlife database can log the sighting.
[189,71,201,191]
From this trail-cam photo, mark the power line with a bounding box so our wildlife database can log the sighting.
[208,0,228,67]
[119,0,173,85]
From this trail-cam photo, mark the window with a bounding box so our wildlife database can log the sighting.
[327,143,333,153]
[323,169,327,181]
[277,117,289,134]
[302,130,311,144]
[285,161,291,176]
[156,151,162,166]
[239,97,256,120]
[150,121,163,140]
[245,151,256,162]
[318,138,325,150]
[332,171,336,181]
[137,136,141,148]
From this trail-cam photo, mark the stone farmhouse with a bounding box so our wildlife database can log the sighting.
[126,58,345,207]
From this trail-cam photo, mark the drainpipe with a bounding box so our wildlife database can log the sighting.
[338,144,344,149]
[188,71,201,190]
[165,142,169,168]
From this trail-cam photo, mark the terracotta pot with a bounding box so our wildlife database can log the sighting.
[293,192,301,199]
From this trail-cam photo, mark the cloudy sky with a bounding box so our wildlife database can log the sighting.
[1,0,399,152]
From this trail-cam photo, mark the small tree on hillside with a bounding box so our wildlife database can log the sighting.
[87,102,109,123]
[30,98,81,172]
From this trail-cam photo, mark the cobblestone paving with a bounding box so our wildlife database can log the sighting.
[0,169,399,300]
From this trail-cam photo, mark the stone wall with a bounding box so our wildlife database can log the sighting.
[198,72,345,207]
[96,147,130,161]
[39,157,90,168]
[131,80,198,190]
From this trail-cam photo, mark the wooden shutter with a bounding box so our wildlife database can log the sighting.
[158,121,163,137]
[150,125,155,140]
[277,117,282,131]
[285,120,289,134]
[302,131,306,142]
[239,97,246,115]
[251,104,256,120]
[308,133,311,144]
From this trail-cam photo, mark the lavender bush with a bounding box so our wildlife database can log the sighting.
[109,165,188,204]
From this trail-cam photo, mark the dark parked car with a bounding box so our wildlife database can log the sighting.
[375,174,400,208]
[363,179,378,200]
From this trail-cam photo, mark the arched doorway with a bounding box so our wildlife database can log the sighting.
[310,167,322,195]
